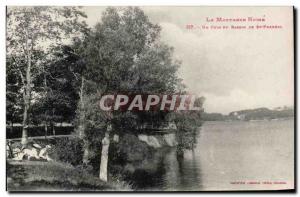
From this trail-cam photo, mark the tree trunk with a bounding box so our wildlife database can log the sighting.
[78,77,90,165]
[82,142,90,165]
[99,124,112,182]
[21,101,29,145]
[176,147,184,159]
[21,36,32,146]
[10,121,13,134]
[52,108,55,135]
[8,121,14,158]
[7,140,13,159]
[78,77,85,138]
[44,123,48,139]
[175,126,184,159]
[51,121,56,136]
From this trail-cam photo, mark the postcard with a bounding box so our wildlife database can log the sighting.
[6,6,294,192]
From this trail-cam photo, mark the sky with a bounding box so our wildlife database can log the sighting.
[82,6,294,114]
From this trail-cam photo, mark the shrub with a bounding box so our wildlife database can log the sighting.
[49,137,84,166]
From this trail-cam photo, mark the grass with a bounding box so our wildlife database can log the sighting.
[7,160,131,191]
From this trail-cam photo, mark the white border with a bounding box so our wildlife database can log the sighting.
[1,1,299,196]
[1,0,299,6]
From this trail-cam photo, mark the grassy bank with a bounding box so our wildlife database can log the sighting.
[7,160,131,191]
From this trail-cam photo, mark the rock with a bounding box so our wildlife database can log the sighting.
[163,133,177,147]
[138,135,161,148]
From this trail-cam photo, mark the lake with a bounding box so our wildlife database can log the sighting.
[130,119,294,191]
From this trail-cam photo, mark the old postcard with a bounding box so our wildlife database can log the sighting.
[6,6,294,191]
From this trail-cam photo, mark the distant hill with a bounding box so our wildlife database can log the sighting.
[201,113,228,121]
[203,106,294,121]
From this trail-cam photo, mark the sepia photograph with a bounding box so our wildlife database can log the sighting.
[6,6,294,192]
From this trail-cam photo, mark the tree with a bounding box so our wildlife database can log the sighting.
[167,96,205,157]
[6,58,23,133]
[31,45,85,136]
[6,6,88,145]
[79,7,181,181]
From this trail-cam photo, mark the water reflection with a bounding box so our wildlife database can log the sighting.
[127,147,202,191]
[126,120,294,191]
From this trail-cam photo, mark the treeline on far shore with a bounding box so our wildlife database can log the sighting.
[202,107,294,121]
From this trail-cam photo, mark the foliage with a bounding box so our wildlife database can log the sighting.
[79,7,182,140]
[6,58,23,125]
[167,96,205,150]
[229,107,294,121]
[31,45,84,125]
[50,137,84,166]
[6,6,88,144]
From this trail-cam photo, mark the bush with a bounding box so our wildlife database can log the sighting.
[110,134,154,164]
[49,137,84,166]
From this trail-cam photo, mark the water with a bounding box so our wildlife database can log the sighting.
[130,119,294,191]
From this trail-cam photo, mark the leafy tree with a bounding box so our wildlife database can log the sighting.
[6,6,88,145]
[6,58,23,131]
[79,7,181,181]
[167,96,205,157]
[30,45,85,135]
